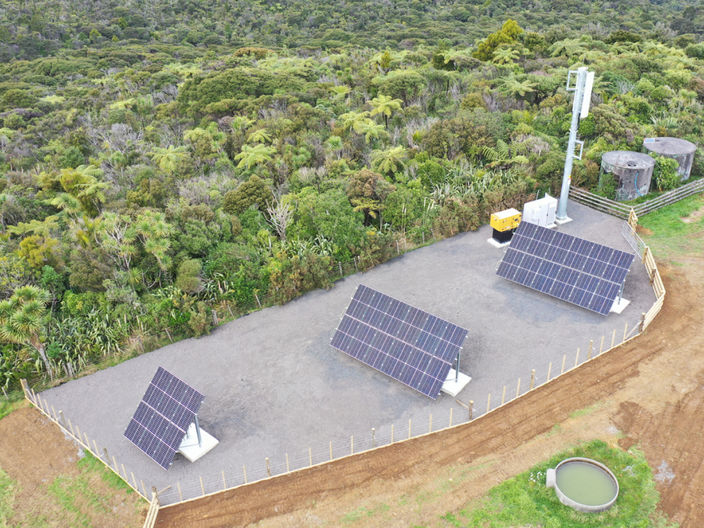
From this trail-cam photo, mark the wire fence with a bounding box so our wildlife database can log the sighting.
[21,218,668,516]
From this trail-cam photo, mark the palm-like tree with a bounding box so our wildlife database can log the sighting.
[369,94,403,129]
[492,46,520,65]
[372,146,407,176]
[234,143,276,170]
[247,128,272,144]
[498,76,537,99]
[355,121,387,144]
[338,110,371,132]
[0,286,52,378]
[149,145,189,176]
[329,85,351,102]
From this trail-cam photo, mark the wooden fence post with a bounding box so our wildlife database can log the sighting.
[530,369,535,390]
[623,322,628,342]
[640,312,646,332]
[177,481,183,500]
[308,447,313,467]
[587,340,593,360]
[103,447,109,463]
[501,386,506,406]
[599,335,605,355]
[221,470,227,490]
[20,379,30,400]
[515,377,521,398]
[469,400,474,420]
[371,428,376,448]
[428,413,432,433]
[59,410,65,428]
[486,393,491,413]
[391,424,394,442]
[266,457,271,477]
[243,464,247,484]
[449,407,453,427]
[611,329,616,349]
[286,453,290,473]
[575,347,580,367]
[200,475,205,495]
[561,354,566,375]
[547,361,552,382]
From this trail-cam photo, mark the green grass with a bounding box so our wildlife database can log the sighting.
[443,440,677,528]
[0,468,16,528]
[0,392,26,421]
[76,452,133,494]
[639,194,704,258]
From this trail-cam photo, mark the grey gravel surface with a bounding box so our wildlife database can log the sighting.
[39,200,655,503]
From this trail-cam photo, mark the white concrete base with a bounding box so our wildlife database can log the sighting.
[610,297,630,314]
[441,369,471,397]
[487,238,511,248]
[555,216,573,225]
[178,423,219,463]
[545,223,558,229]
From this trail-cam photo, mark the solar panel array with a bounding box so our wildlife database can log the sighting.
[497,222,635,315]
[331,285,468,399]
[124,367,204,469]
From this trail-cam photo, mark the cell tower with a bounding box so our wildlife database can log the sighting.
[556,66,595,224]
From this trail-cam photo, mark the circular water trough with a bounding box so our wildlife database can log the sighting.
[546,457,619,513]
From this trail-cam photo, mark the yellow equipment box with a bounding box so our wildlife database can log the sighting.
[490,208,521,232]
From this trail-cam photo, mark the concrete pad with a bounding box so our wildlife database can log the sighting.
[441,369,471,397]
[179,423,219,463]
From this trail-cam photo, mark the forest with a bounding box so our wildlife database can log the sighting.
[0,0,703,392]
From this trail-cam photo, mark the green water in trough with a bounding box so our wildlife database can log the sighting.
[556,461,618,506]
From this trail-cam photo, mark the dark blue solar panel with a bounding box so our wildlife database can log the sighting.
[331,285,468,399]
[124,367,205,469]
[497,222,635,316]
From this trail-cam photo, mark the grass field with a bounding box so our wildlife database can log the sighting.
[441,440,677,528]
[639,194,704,259]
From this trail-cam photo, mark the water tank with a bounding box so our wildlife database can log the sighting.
[600,151,655,201]
[643,137,697,181]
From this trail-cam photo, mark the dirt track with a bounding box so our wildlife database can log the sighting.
[156,261,704,527]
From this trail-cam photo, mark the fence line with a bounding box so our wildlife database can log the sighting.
[19,380,149,505]
[143,492,159,528]
[570,178,704,219]
[20,217,668,516]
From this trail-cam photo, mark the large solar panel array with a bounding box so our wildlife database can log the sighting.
[124,367,204,469]
[331,285,468,399]
[497,222,635,315]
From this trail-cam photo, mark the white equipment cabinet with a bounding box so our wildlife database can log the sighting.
[523,194,557,228]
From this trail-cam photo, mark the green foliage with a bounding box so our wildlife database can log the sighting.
[448,440,676,528]
[223,175,273,215]
[654,156,680,191]
[175,259,203,294]
[0,466,15,525]
[1,2,703,390]
[473,20,524,62]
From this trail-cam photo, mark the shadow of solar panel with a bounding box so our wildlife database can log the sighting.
[496,222,635,316]
[331,285,468,399]
[123,367,205,469]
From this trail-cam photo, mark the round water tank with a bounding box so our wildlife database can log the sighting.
[600,151,655,201]
[643,137,697,181]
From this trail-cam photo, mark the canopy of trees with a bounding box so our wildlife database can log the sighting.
[1,2,703,392]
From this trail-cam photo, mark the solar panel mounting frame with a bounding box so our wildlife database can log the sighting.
[123,367,205,470]
[496,221,635,315]
[331,285,468,399]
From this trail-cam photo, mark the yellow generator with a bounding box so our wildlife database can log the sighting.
[490,208,521,244]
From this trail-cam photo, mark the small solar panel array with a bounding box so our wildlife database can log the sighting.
[497,222,635,315]
[124,367,204,469]
[331,285,468,399]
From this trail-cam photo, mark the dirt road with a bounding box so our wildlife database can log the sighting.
[156,260,704,527]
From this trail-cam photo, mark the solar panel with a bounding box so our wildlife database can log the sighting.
[331,285,468,399]
[124,367,204,469]
[497,222,635,316]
